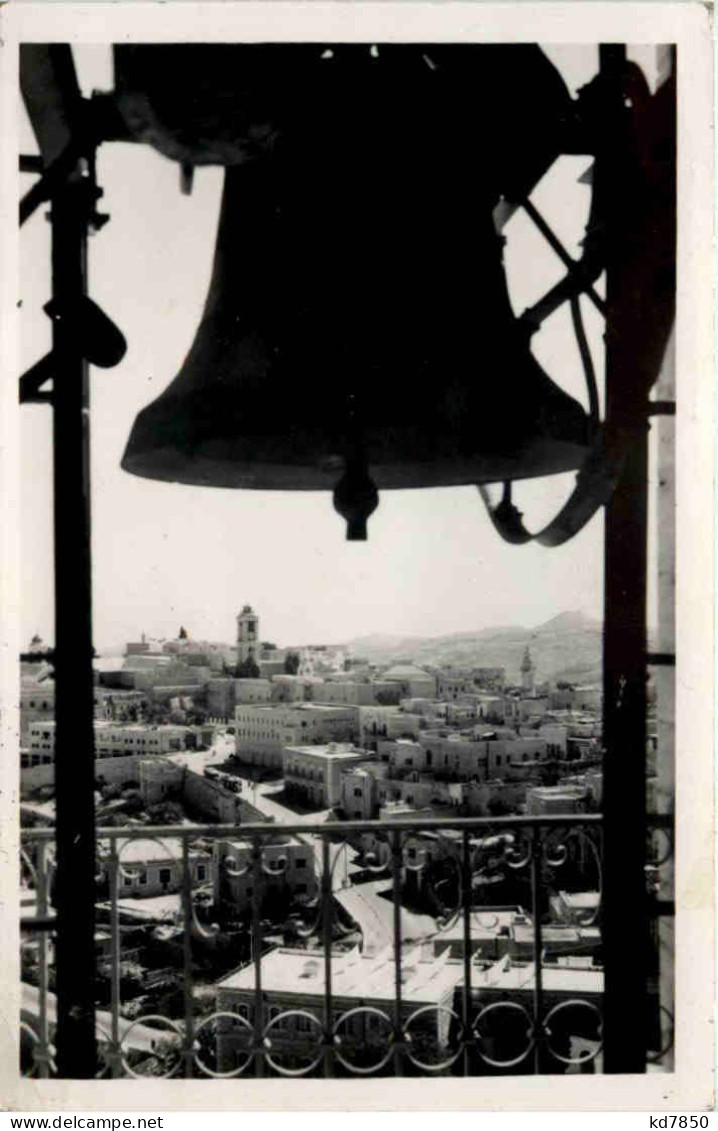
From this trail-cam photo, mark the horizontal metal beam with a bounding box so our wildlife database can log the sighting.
[21,812,626,843]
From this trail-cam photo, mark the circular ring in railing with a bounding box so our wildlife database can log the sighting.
[403,1005,465,1072]
[543,830,570,868]
[402,836,430,873]
[472,912,500,932]
[262,1009,324,1077]
[288,896,323,939]
[20,1020,56,1078]
[193,1010,255,1077]
[646,1004,675,1065]
[332,1006,395,1074]
[223,852,251,878]
[261,852,289,876]
[473,1001,535,1068]
[360,844,391,874]
[116,835,183,883]
[543,828,603,925]
[119,1013,184,1078]
[501,834,532,871]
[542,998,603,1065]
[647,825,674,869]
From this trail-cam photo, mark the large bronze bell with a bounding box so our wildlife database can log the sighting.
[119,45,593,538]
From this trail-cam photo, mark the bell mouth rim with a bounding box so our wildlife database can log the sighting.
[121,439,591,493]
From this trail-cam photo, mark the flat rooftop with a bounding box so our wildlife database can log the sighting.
[218,945,462,1004]
[285,744,365,760]
[472,957,604,995]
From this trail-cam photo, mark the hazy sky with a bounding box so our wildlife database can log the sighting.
[20,45,663,652]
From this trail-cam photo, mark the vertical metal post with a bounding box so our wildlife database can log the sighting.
[321,836,334,1077]
[181,839,196,1077]
[251,836,265,1077]
[35,843,51,1079]
[653,332,676,1068]
[599,43,649,1074]
[460,831,473,1077]
[51,167,97,1078]
[108,843,122,1078]
[530,826,545,1074]
[391,830,404,1077]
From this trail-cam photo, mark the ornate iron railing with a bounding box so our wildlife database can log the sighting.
[19,813,673,1078]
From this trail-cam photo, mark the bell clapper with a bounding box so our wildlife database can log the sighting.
[332,453,380,542]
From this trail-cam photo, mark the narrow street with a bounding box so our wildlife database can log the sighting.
[169,730,350,890]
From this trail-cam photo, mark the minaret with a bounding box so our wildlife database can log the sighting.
[236,605,260,666]
[521,646,535,693]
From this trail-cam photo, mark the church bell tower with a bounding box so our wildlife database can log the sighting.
[236,605,260,666]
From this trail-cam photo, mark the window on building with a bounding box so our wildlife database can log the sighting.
[123,875,133,887]
[296,858,307,869]
[296,883,307,894]
[354,788,362,797]
[138,870,148,885]
[196,865,207,882]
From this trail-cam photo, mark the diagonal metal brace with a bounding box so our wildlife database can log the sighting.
[20,353,57,404]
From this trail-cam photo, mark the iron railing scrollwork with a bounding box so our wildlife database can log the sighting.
[20,813,672,1078]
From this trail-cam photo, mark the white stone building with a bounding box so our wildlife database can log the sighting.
[283,743,367,808]
[233,703,360,770]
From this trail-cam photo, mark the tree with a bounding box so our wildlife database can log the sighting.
[146,800,184,824]
[236,656,260,678]
[121,789,145,815]
[487,794,514,817]
[284,651,301,675]
[374,688,400,707]
[179,626,188,640]
[100,782,122,803]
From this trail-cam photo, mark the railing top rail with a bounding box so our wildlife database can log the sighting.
[19,812,673,843]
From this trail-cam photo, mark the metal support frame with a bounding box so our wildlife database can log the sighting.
[48,164,98,1078]
[599,43,650,1074]
[20,41,674,1078]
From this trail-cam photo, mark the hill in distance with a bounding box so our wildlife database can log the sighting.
[347,610,603,686]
